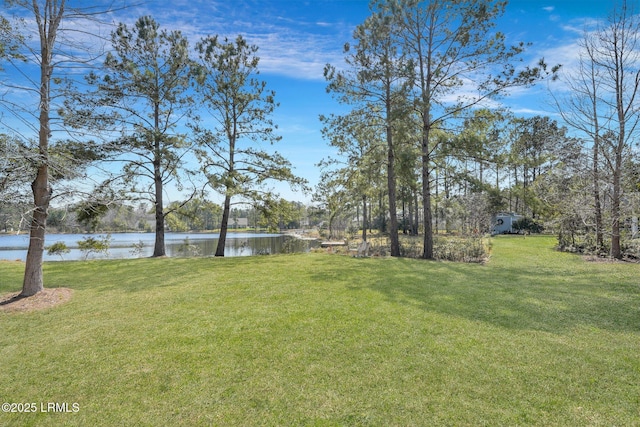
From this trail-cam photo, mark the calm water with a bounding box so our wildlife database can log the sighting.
[0,232,319,261]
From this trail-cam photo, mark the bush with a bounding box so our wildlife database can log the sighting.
[346,234,490,263]
[513,217,544,234]
[47,241,70,260]
[177,237,200,257]
[433,235,489,263]
[129,240,146,257]
[78,234,112,260]
[623,240,640,259]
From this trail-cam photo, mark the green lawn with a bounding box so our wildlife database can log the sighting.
[0,235,638,426]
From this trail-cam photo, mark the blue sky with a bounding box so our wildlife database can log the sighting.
[3,0,619,204]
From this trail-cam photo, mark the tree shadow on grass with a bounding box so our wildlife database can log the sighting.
[311,255,640,334]
[40,258,213,294]
[41,255,286,294]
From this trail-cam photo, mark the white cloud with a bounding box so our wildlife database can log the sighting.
[539,41,583,77]
[234,29,345,80]
[124,1,355,81]
[510,106,558,117]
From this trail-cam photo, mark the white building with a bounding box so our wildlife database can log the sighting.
[492,212,523,235]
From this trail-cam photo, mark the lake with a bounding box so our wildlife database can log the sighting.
[0,232,320,261]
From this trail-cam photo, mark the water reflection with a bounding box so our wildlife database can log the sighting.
[0,232,319,261]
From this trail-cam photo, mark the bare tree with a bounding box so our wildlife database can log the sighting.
[552,32,607,253]
[556,1,640,258]
[0,0,117,296]
[593,1,640,258]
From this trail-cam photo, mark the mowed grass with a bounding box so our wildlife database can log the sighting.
[0,235,639,426]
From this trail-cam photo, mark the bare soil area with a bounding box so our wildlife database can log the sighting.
[0,288,73,313]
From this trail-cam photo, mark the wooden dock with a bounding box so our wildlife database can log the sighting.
[320,241,347,248]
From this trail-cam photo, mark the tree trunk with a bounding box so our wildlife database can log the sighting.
[21,1,63,295]
[421,118,434,259]
[386,124,400,257]
[406,192,414,236]
[216,194,231,257]
[22,167,50,296]
[413,189,419,235]
[611,148,623,259]
[152,155,166,257]
[378,191,385,233]
[362,195,367,242]
[589,69,604,253]
[153,206,165,256]
[593,137,604,253]
[416,19,434,259]
[401,194,406,234]
[422,140,434,259]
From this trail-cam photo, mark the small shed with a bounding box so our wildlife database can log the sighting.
[492,212,523,235]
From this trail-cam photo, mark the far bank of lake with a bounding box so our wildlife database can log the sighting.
[0,232,320,261]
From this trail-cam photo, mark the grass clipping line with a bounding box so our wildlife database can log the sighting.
[0,288,73,313]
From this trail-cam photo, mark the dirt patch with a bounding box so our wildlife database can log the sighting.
[583,254,639,263]
[583,255,620,263]
[0,288,73,313]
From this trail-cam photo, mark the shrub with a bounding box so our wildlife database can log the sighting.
[177,237,201,257]
[47,241,70,260]
[129,240,146,257]
[78,234,112,260]
[433,235,489,263]
[513,217,544,234]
